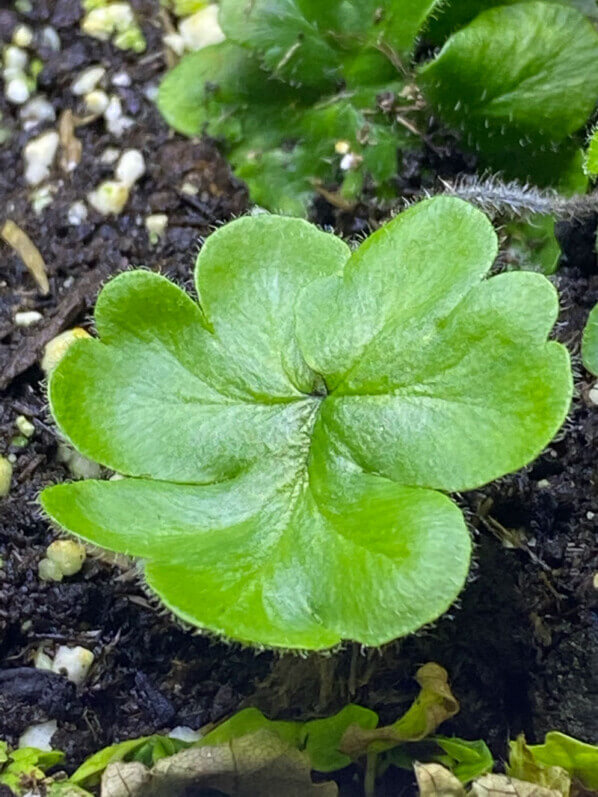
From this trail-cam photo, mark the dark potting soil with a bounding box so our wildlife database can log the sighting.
[0,3,597,795]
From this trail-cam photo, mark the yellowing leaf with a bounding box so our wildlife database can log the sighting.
[1,219,50,295]
[340,663,459,757]
[100,730,337,796]
[507,735,570,796]
[469,774,561,797]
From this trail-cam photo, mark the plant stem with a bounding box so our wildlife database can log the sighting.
[364,751,378,797]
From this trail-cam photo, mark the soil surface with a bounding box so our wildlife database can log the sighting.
[0,3,597,795]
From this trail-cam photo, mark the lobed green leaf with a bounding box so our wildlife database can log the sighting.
[41,198,572,649]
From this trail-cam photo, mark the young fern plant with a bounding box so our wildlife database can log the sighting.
[41,197,572,650]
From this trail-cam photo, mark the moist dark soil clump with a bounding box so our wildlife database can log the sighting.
[0,3,596,793]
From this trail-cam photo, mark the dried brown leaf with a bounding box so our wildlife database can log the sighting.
[469,774,562,797]
[59,109,82,172]
[1,219,49,294]
[101,761,151,796]
[100,729,337,797]
[415,762,466,797]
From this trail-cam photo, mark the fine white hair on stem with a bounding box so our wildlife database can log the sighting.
[420,174,598,220]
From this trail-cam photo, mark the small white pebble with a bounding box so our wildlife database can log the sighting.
[38,558,63,582]
[31,184,57,215]
[56,443,72,465]
[13,24,33,48]
[19,720,57,751]
[47,539,86,576]
[63,448,102,480]
[4,45,28,71]
[115,149,145,187]
[7,453,16,464]
[3,63,25,81]
[145,213,168,243]
[52,645,94,686]
[163,32,186,56]
[587,511,595,520]
[103,94,133,136]
[340,152,363,171]
[23,129,59,185]
[68,200,88,226]
[536,479,550,489]
[143,83,158,102]
[14,310,43,327]
[6,76,30,105]
[34,648,54,671]
[88,179,129,215]
[100,146,121,165]
[40,26,61,52]
[178,5,225,51]
[82,3,135,41]
[105,94,123,121]
[84,88,109,114]
[168,726,202,743]
[335,140,350,155]
[180,180,198,196]
[111,70,131,87]
[16,415,35,438]
[588,385,598,406]
[593,572,598,591]
[41,327,90,373]
[0,456,13,497]
[107,114,134,137]
[72,65,106,95]
[20,96,56,128]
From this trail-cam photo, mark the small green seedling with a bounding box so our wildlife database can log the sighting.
[69,735,190,789]
[41,197,572,649]
[158,0,598,213]
[0,742,64,795]
[61,662,462,793]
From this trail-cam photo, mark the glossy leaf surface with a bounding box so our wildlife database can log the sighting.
[41,198,572,649]
[419,2,598,182]
[425,0,598,44]
[527,732,598,790]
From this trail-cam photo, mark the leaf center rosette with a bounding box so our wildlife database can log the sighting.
[41,197,572,650]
